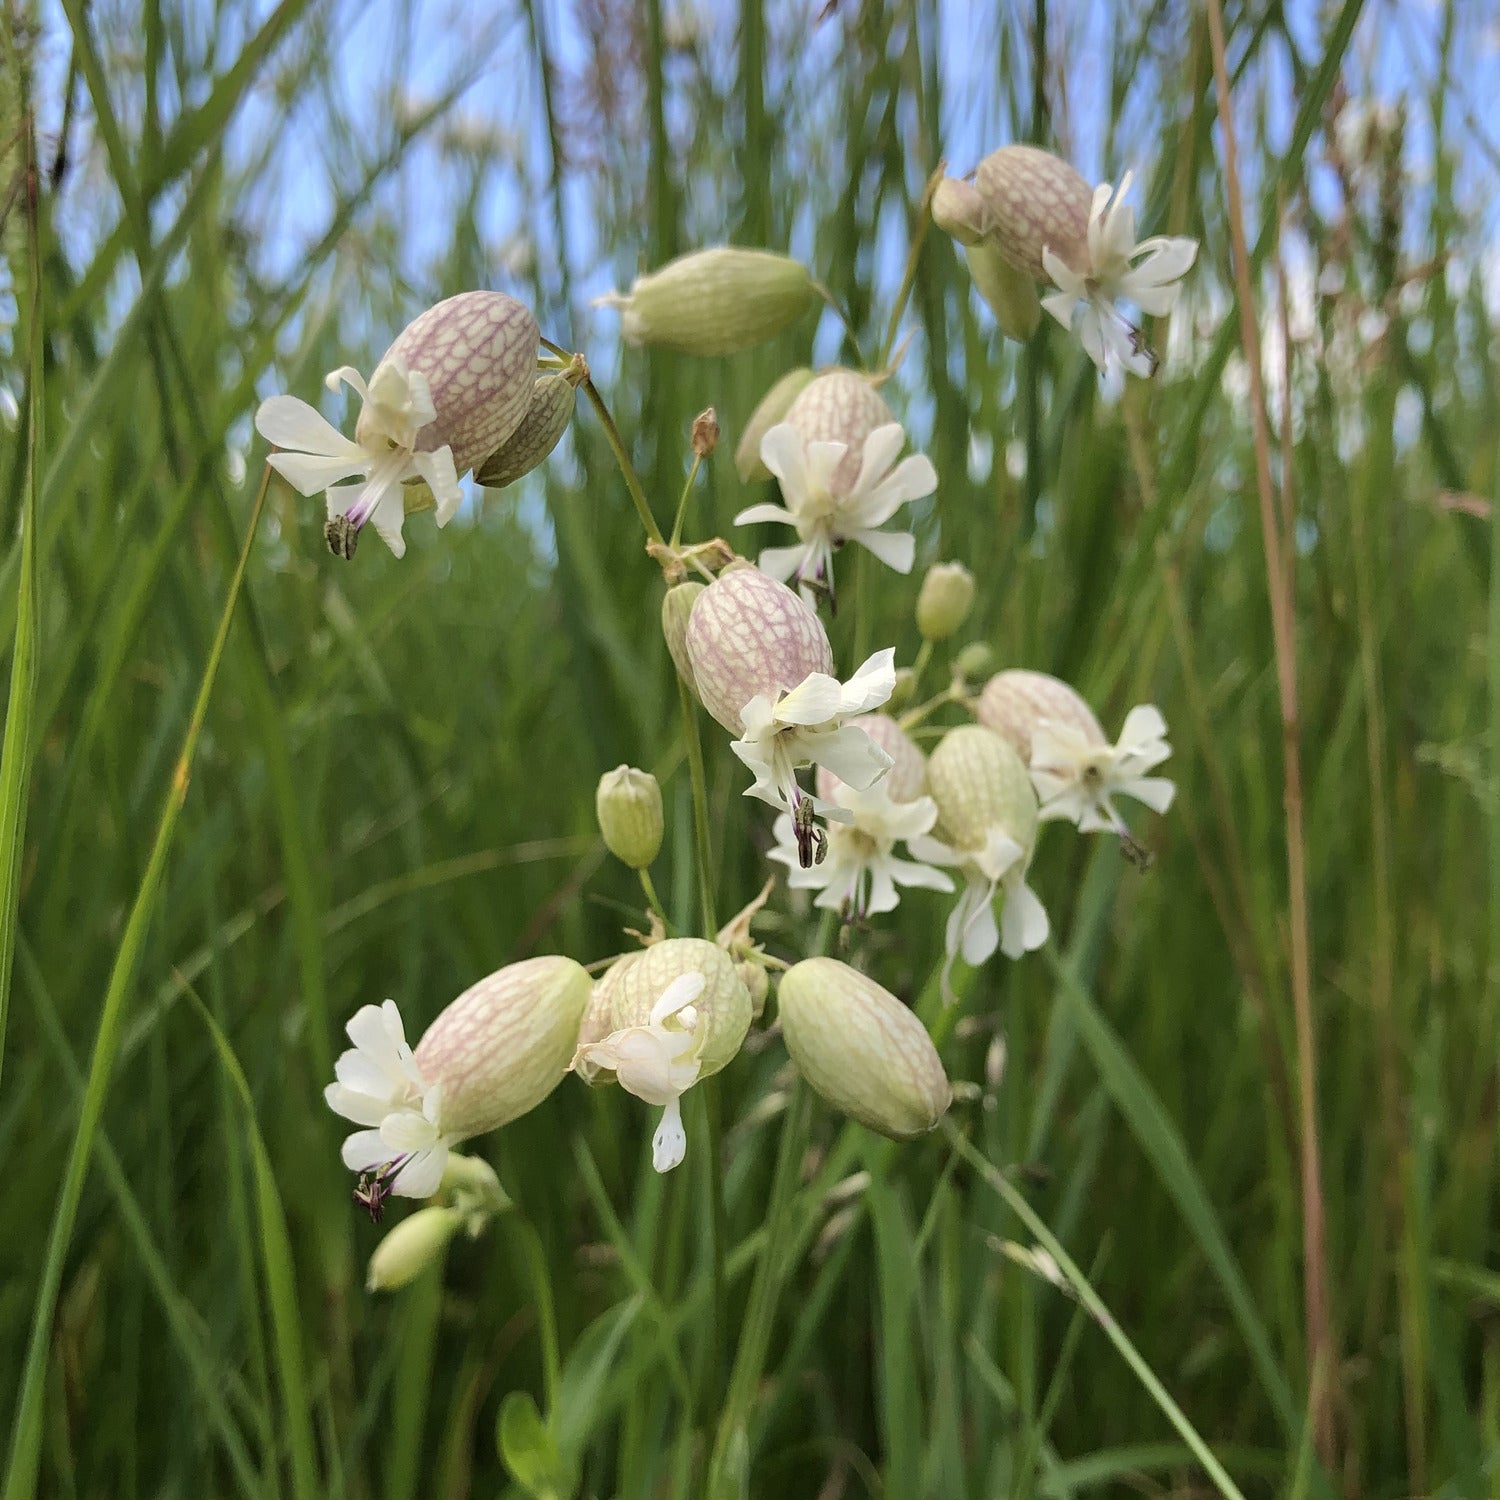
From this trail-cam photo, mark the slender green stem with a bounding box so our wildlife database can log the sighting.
[670,454,702,548]
[708,1081,813,1494]
[812,280,866,370]
[876,165,943,372]
[678,676,717,936]
[942,1120,1249,1500]
[898,683,965,732]
[638,867,669,928]
[909,638,934,694]
[3,464,273,1500]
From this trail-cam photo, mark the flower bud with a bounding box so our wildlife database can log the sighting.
[735,367,815,481]
[439,1153,509,1222]
[972,146,1091,281]
[691,408,720,457]
[370,292,540,476]
[414,956,592,1140]
[366,1206,462,1292]
[596,765,664,869]
[662,581,705,693]
[606,938,751,1078]
[777,959,950,1138]
[915,562,977,641]
[595,248,819,357]
[931,176,990,246]
[737,960,769,1020]
[953,641,995,682]
[474,374,576,488]
[964,240,1042,341]
[975,668,1105,765]
[926,725,1038,857]
[784,369,898,496]
[685,566,834,733]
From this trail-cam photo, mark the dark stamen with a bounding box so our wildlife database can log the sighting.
[351,1155,409,1222]
[325,514,359,560]
[791,795,825,869]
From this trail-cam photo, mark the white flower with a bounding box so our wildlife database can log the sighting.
[255,361,462,560]
[1030,703,1176,834]
[325,1000,455,1216]
[731,649,897,865]
[735,422,937,607]
[1040,171,1198,378]
[770,780,952,921]
[572,973,707,1173]
[912,828,1050,969]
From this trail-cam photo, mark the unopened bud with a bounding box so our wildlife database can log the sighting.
[596,765,664,869]
[931,176,990,246]
[415,956,592,1139]
[972,146,1091,281]
[737,960,770,1020]
[926,725,1037,857]
[915,562,976,641]
[606,938,752,1079]
[439,1153,509,1222]
[784,369,898,497]
[691,408,720,457]
[777,959,950,1138]
[370,292,540,475]
[953,641,995,682]
[366,1206,462,1292]
[964,240,1042,341]
[886,668,917,714]
[685,566,834,733]
[474,374,576,488]
[736,367,815,481]
[595,247,819,357]
[975,669,1104,765]
[662,581,705,693]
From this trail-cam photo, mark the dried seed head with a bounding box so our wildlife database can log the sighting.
[365,1206,463,1292]
[783,369,898,496]
[975,669,1105,765]
[662,581,705,695]
[595,766,664,869]
[735,367,815,481]
[691,407,721,457]
[964,239,1042,341]
[926,724,1038,857]
[606,938,752,1079]
[474,374,576,488]
[414,956,592,1140]
[931,175,990,246]
[368,291,540,476]
[685,566,834,733]
[816,712,926,803]
[777,958,951,1138]
[972,145,1091,281]
[915,561,977,641]
[596,247,819,357]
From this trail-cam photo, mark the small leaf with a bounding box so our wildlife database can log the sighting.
[497,1391,565,1499]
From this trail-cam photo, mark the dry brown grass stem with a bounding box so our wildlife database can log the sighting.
[1205,0,1336,1471]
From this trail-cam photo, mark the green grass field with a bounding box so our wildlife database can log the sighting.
[0,1,1497,1496]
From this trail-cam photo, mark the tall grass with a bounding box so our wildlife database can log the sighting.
[1,2,1497,1497]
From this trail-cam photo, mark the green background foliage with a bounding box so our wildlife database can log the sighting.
[0,1,1496,1496]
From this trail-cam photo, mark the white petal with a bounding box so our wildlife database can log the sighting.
[775,672,847,726]
[1117,704,1168,750]
[865,860,900,915]
[255,395,363,459]
[887,857,954,893]
[652,1098,688,1172]
[808,725,892,790]
[651,972,706,1025]
[411,446,462,524]
[1041,247,1086,298]
[734,502,798,527]
[392,1145,447,1199]
[760,423,810,498]
[341,1129,391,1172]
[848,423,906,498]
[849,528,916,574]
[757,544,810,582]
[906,834,960,867]
[843,455,937,529]
[803,439,847,495]
[267,449,367,497]
[1041,288,1081,332]
[325,365,371,402]
[839,649,897,714]
[1000,877,1049,958]
[324,1083,391,1127]
[1116,775,1176,814]
[381,1108,441,1153]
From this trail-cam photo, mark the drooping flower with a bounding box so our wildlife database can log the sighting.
[573,940,752,1173]
[685,569,898,865]
[735,421,936,608]
[326,956,591,1218]
[910,726,1050,998]
[976,670,1175,863]
[730,649,897,865]
[770,778,952,921]
[1040,171,1198,378]
[256,291,539,558]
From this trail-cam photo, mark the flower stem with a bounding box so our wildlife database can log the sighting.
[638,867,669,928]
[909,638,934,693]
[678,676,717,937]
[811,281,866,370]
[669,454,702,548]
[876,164,944,372]
[898,682,965,732]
